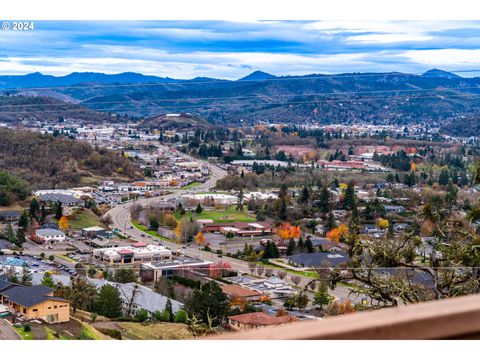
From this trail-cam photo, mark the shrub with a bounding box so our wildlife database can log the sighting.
[174,309,188,324]
[79,329,94,340]
[134,309,149,323]
[23,324,31,332]
[97,328,122,340]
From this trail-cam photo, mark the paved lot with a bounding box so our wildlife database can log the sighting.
[0,319,19,340]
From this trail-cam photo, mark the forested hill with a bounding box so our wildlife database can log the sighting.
[3,70,480,135]
[0,128,141,189]
[0,95,113,123]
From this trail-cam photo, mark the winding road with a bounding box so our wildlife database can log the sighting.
[106,156,359,303]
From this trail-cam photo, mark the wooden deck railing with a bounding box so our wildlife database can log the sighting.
[211,294,480,340]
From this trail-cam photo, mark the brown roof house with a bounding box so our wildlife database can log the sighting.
[220,284,262,301]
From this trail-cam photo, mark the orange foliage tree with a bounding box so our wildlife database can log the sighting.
[195,231,205,245]
[58,216,69,231]
[326,224,348,243]
[277,223,301,240]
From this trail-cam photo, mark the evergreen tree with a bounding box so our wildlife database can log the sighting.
[164,298,174,322]
[438,168,450,186]
[18,210,29,230]
[95,284,123,318]
[29,198,40,220]
[343,182,356,210]
[313,282,332,310]
[41,272,55,288]
[40,203,46,223]
[297,237,305,252]
[55,201,63,220]
[305,238,314,253]
[330,178,340,190]
[15,228,26,247]
[195,203,203,214]
[236,189,244,211]
[325,211,336,232]
[184,282,230,327]
[286,238,296,256]
[114,268,136,284]
[20,264,32,286]
[3,223,16,244]
[319,186,330,214]
[299,185,309,205]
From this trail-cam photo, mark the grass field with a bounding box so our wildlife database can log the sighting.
[181,181,201,189]
[118,322,193,340]
[44,327,71,340]
[55,254,76,263]
[261,261,319,279]
[14,327,34,340]
[131,221,170,241]
[176,207,256,223]
[68,209,105,230]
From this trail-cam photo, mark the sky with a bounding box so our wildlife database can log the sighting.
[1,20,480,79]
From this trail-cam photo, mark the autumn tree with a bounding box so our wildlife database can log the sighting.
[376,218,390,230]
[195,231,205,245]
[277,223,301,241]
[58,215,69,231]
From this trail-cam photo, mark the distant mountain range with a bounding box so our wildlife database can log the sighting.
[0,69,465,89]
[1,69,480,136]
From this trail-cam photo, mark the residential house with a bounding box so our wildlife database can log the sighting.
[220,284,262,301]
[0,276,69,323]
[287,252,350,268]
[34,229,66,244]
[0,210,22,222]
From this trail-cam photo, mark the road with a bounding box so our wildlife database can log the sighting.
[0,320,20,340]
[106,157,359,303]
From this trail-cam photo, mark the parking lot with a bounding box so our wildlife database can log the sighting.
[0,254,73,276]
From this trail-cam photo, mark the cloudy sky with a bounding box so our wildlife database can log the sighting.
[1,20,480,78]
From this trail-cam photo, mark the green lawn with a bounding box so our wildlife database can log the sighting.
[79,323,103,340]
[14,327,34,340]
[55,254,76,263]
[68,209,105,230]
[176,207,256,223]
[260,261,319,279]
[131,221,170,241]
[180,181,201,189]
[44,327,71,340]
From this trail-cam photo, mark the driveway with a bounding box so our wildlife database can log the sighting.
[0,319,20,340]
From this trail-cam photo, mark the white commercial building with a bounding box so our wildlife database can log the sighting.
[92,243,172,265]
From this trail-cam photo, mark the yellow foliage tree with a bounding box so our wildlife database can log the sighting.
[376,218,390,230]
[410,161,416,173]
[195,231,205,245]
[58,216,69,231]
[338,224,348,238]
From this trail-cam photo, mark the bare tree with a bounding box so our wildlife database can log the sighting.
[256,264,265,277]
[101,214,112,227]
[278,271,287,280]
[265,268,273,277]
[291,275,302,287]
[130,204,144,222]
[248,262,257,275]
